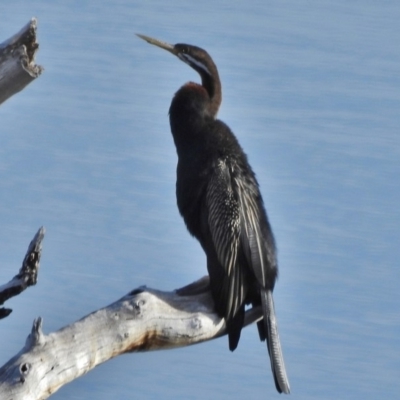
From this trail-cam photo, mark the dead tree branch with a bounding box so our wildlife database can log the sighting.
[0,18,43,105]
[0,276,262,399]
[0,227,45,319]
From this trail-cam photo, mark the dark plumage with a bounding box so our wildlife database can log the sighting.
[137,34,290,394]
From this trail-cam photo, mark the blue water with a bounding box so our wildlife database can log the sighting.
[1,1,399,399]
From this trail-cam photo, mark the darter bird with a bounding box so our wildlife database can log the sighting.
[137,34,290,394]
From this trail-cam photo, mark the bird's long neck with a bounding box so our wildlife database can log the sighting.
[200,71,222,117]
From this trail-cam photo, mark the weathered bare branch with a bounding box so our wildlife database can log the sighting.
[0,227,45,319]
[0,18,43,105]
[0,276,262,399]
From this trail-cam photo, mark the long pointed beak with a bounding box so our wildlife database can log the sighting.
[136,34,178,55]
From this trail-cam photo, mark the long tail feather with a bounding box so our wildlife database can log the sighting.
[261,289,290,394]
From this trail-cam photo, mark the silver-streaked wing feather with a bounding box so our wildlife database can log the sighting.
[206,159,245,321]
[234,172,277,288]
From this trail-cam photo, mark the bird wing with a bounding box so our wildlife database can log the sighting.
[206,156,277,315]
[206,158,246,321]
[233,168,277,289]
[207,157,289,393]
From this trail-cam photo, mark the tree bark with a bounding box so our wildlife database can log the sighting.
[0,227,45,319]
[0,275,262,399]
[0,18,43,105]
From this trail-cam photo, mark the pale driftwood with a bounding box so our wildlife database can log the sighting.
[0,227,45,319]
[0,276,262,399]
[0,18,43,105]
